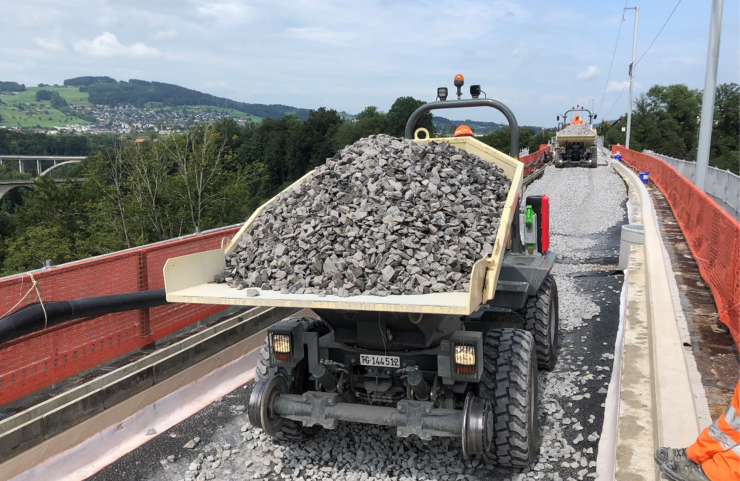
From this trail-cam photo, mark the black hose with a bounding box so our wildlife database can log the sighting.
[0,289,168,344]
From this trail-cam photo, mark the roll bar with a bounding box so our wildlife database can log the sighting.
[404,99,520,158]
[558,108,596,125]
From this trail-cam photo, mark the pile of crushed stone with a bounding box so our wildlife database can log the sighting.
[557,124,596,136]
[217,134,511,297]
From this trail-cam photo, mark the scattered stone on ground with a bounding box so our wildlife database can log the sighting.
[220,134,511,297]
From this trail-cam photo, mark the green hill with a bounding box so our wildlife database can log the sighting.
[72,78,312,121]
[433,117,503,135]
[0,76,319,128]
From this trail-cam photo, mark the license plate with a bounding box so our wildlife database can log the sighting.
[359,354,400,368]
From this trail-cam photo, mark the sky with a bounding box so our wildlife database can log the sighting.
[0,0,738,126]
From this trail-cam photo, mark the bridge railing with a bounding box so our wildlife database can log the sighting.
[613,145,740,350]
[0,225,240,406]
[643,150,739,222]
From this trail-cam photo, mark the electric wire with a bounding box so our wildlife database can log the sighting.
[635,0,682,66]
[602,82,629,121]
[597,0,630,116]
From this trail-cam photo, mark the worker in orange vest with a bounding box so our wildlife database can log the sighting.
[572,114,584,125]
[655,378,740,480]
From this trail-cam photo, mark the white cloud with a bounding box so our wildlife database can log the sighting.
[33,37,66,52]
[576,66,600,80]
[606,80,641,93]
[152,28,178,40]
[198,2,253,22]
[74,32,160,58]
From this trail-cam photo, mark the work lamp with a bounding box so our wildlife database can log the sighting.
[270,332,291,362]
[470,85,481,99]
[437,87,448,101]
[454,344,476,375]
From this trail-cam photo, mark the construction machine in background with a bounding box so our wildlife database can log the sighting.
[554,106,598,168]
[163,77,559,467]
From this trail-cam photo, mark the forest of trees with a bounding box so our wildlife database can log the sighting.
[63,76,117,87]
[35,90,69,109]
[599,82,738,174]
[0,129,118,156]
[77,79,313,121]
[0,81,25,92]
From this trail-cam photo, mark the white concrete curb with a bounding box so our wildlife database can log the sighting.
[613,162,702,447]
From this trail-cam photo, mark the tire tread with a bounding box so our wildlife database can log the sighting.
[478,328,538,467]
[523,275,558,370]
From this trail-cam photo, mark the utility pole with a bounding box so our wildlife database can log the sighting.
[695,0,724,191]
[625,5,639,150]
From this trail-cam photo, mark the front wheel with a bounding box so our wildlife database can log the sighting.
[478,328,539,467]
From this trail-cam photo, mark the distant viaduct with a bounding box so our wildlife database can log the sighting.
[0,155,86,200]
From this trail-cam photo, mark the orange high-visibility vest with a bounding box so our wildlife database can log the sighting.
[687,378,740,480]
[572,116,584,125]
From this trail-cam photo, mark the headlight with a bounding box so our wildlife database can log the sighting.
[271,333,291,362]
[454,344,476,375]
[438,331,482,382]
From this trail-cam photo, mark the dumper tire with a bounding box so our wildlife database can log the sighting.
[255,317,331,440]
[523,275,559,371]
[589,149,598,168]
[554,154,564,168]
[478,328,539,467]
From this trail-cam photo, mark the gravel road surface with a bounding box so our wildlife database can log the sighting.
[90,153,628,481]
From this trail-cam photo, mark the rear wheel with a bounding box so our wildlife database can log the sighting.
[554,152,564,168]
[523,275,559,370]
[478,328,539,467]
[254,317,330,440]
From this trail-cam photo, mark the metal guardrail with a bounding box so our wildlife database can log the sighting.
[643,150,739,221]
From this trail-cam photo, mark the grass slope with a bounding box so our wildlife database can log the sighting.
[0,87,91,128]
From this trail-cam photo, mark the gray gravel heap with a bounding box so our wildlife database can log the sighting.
[219,134,511,297]
[557,124,596,137]
[526,153,626,237]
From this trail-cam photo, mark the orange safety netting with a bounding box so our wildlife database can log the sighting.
[613,146,740,350]
[0,226,240,406]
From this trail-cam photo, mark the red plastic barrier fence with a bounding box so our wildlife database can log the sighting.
[0,226,240,406]
[613,146,740,349]
[519,145,551,177]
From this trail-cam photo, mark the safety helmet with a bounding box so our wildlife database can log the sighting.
[453,125,474,137]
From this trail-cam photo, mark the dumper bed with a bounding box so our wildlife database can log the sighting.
[164,136,523,315]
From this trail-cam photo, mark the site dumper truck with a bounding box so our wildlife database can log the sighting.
[554,107,598,168]
[163,94,559,467]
